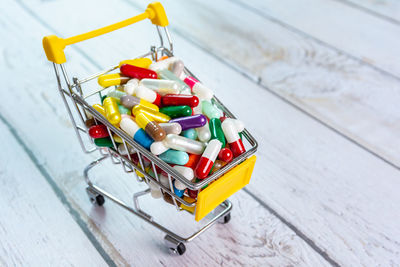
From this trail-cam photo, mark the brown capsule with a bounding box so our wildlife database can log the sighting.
[85,118,96,128]
[136,112,166,141]
[163,193,175,206]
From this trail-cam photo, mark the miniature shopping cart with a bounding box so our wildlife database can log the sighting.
[42,2,257,255]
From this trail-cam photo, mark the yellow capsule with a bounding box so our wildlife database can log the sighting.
[98,73,130,88]
[103,97,121,125]
[180,196,196,213]
[119,58,152,69]
[133,107,170,123]
[92,104,106,117]
[131,99,159,114]
[112,134,124,143]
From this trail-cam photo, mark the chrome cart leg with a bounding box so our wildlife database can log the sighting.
[82,155,233,255]
[164,235,186,255]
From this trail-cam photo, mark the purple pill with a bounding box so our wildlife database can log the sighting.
[169,114,207,131]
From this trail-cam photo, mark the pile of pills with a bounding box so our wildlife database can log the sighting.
[86,56,246,205]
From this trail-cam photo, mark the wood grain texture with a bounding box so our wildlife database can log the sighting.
[0,0,330,265]
[235,0,400,76]
[338,0,400,23]
[22,0,400,265]
[0,121,107,266]
[129,0,400,168]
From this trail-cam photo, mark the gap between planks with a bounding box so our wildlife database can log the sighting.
[6,1,335,264]
[333,0,400,26]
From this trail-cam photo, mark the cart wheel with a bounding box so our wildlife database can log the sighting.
[86,187,105,206]
[219,213,231,224]
[164,235,186,255]
[95,195,105,206]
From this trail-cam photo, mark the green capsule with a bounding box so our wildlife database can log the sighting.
[94,137,114,147]
[117,103,131,115]
[181,128,198,140]
[239,131,243,140]
[209,118,226,147]
[202,100,222,119]
[159,105,192,118]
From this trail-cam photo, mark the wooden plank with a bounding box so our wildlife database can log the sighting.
[233,0,400,76]
[338,0,400,23]
[126,0,400,168]
[0,0,330,265]
[20,0,400,265]
[0,120,107,266]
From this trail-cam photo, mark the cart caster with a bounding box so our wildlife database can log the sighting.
[164,235,186,255]
[219,213,231,224]
[86,187,105,206]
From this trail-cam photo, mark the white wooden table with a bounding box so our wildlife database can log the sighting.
[1,0,399,265]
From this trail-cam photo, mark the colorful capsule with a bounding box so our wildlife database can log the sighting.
[184,76,214,100]
[221,119,245,157]
[202,101,222,119]
[218,148,233,163]
[161,94,199,107]
[180,196,196,213]
[132,107,170,123]
[123,78,139,95]
[184,154,201,169]
[209,118,226,147]
[139,79,180,96]
[169,114,207,131]
[135,85,162,106]
[89,124,109,139]
[159,122,182,135]
[120,95,159,113]
[157,69,190,92]
[187,189,198,199]
[159,105,192,118]
[181,128,198,140]
[85,118,96,128]
[159,150,189,165]
[103,97,121,125]
[148,180,163,199]
[93,104,106,117]
[173,166,194,190]
[120,64,158,80]
[112,134,124,143]
[195,139,222,179]
[94,137,114,147]
[195,121,211,142]
[107,88,126,99]
[98,73,130,88]
[211,159,227,174]
[150,56,180,71]
[119,58,152,68]
[135,112,166,141]
[173,181,185,198]
[150,141,169,155]
[117,143,136,155]
[119,117,153,149]
[164,134,205,155]
[170,60,184,77]
[220,117,245,132]
[117,103,131,115]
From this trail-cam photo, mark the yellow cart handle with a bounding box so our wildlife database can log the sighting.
[43,2,168,64]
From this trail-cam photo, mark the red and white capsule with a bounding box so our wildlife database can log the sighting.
[221,119,245,157]
[195,139,222,179]
[135,85,162,107]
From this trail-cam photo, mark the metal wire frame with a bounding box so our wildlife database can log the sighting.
[50,24,257,246]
